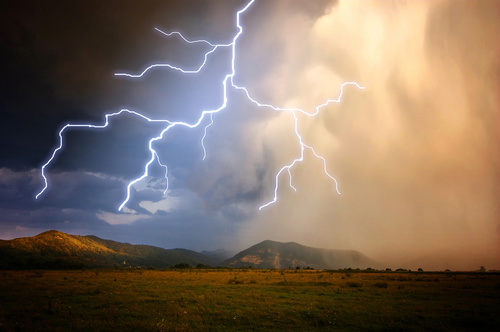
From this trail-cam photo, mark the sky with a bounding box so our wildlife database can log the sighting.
[1,0,499,270]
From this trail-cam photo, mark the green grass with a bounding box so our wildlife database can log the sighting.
[0,270,498,331]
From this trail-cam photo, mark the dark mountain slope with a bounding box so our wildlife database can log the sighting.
[85,236,208,267]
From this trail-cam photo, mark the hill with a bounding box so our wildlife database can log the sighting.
[0,230,212,269]
[0,231,378,270]
[222,240,379,270]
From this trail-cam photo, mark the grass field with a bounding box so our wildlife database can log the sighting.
[0,269,499,331]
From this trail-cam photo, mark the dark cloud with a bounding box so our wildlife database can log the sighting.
[0,205,107,232]
[0,168,123,211]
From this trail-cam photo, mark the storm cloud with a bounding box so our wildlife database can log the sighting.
[1,0,498,270]
[235,0,500,270]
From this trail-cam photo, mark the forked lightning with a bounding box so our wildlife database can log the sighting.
[36,0,364,211]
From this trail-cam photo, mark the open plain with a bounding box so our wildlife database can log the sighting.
[0,269,499,331]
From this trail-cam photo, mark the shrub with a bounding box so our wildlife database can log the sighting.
[374,282,388,288]
[227,278,244,285]
[346,281,362,288]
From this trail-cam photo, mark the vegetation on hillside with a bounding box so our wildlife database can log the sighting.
[0,230,210,269]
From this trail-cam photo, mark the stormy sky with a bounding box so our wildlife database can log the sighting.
[1,0,499,270]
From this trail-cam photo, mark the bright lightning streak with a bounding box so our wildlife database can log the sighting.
[114,26,235,78]
[36,0,364,212]
[35,109,171,200]
[234,81,365,117]
[114,45,218,78]
[154,27,233,48]
[201,113,214,161]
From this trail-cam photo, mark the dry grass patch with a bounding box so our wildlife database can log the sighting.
[0,270,498,331]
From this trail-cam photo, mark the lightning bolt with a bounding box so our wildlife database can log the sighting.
[36,0,364,212]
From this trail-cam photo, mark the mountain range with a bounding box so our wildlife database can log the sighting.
[0,230,378,270]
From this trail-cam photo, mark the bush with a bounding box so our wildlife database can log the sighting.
[374,282,388,288]
[346,281,362,288]
[227,278,244,285]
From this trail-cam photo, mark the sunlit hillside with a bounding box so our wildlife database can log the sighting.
[0,230,210,269]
